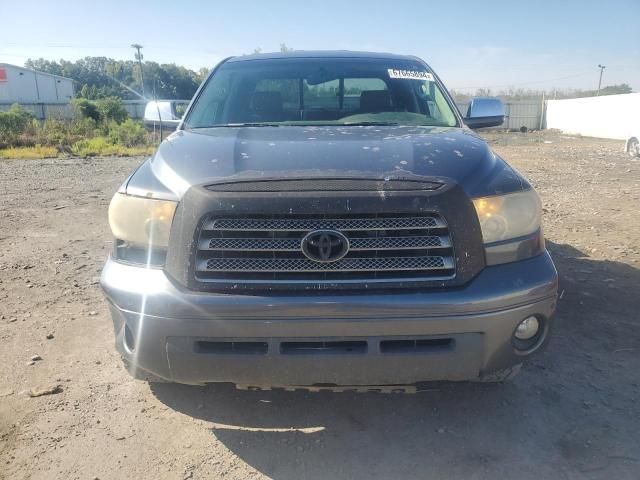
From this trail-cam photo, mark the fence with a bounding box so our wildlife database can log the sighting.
[0,101,74,120]
[455,100,543,131]
[0,100,189,120]
[3,99,543,130]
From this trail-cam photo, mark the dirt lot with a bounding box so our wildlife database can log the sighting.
[1,131,639,480]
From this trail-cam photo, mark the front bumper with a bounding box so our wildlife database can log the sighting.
[100,252,558,386]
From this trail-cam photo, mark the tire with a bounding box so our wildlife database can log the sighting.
[628,138,640,158]
[475,363,522,383]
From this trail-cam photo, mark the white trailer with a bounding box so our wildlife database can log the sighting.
[546,93,640,157]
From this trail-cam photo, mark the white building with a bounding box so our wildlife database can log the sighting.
[0,63,74,103]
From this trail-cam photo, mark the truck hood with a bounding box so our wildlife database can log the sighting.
[142,125,523,198]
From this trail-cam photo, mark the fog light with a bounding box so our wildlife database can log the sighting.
[515,316,540,340]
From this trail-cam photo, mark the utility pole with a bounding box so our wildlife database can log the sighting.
[596,64,606,96]
[131,43,145,98]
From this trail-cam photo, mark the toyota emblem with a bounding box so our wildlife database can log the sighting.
[301,230,349,263]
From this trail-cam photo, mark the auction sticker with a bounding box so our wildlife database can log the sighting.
[387,69,434,81]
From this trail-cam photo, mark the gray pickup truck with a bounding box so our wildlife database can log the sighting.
[101,51,557,390]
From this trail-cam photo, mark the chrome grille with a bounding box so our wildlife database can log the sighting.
[202,235,450,251]
[195,214,455,285]
[206,217,442,231]
[202,256,451,272]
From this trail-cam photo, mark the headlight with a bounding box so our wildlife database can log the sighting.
[473,189,541,244]
[108,193,177,265]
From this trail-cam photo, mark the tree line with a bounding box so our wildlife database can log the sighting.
[450,84,633,103]
[25,53,634,103]
[24,44,298,101]
[25,57,209,101]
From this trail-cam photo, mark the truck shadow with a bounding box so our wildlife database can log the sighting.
[150,241,640,479]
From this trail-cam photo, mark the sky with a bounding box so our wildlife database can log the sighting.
[2,0,639,93]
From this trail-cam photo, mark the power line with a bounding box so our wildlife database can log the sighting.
[2,41,223,53]
[4,41,149,49]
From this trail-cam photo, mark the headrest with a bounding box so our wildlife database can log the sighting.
[251,91,283,114]
[359,90,392,112]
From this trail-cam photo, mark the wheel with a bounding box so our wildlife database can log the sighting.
[475,363,522,383]
[628,138,640,158]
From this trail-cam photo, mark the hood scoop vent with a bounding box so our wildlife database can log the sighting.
[205,177,444,193]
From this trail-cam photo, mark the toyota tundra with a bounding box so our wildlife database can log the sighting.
[100,51,558,389]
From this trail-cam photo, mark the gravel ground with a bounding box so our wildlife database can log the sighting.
[1,131,639,480]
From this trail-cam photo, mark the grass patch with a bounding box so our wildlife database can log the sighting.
[0,139,155,159]
[0,145,59,159]
[70,137,155,157]
[1,103,156,158]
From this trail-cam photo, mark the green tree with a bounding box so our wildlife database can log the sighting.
[0,104,34,147]
[196,67,210,83]
[71,98,100,122]
[25,56,206,100]
[597,84,633,96]
[95,97,128,123]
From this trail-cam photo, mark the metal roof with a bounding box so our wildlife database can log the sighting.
[227,50,419,63]
[0,63,74,82]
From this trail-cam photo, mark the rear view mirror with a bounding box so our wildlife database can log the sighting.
[144,100,182,129]
[464,97,505,129]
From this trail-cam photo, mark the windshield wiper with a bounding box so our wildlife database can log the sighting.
[189,121,402,128]
[341,121,400,126]
[191,123,281,128]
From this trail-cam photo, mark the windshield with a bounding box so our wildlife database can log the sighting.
[184,57,459,128]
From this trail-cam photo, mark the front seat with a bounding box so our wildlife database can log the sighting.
[250,91,284,121]
[359,90,393,113]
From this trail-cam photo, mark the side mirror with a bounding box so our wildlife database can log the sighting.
[464,97,505,129]
[144,100,181,129]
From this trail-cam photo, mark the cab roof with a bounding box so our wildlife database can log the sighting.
[227,50,420,63]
